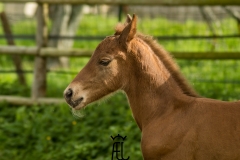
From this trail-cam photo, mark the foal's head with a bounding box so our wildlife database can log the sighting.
[64,14,138,110]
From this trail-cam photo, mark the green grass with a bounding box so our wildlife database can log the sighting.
[0,14,240,160]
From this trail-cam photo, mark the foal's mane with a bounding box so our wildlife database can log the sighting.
[115,24,199,97]
[137,34,199,97]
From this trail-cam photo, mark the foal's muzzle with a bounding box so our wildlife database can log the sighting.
[64,88,83,108]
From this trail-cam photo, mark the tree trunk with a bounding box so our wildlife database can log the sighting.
[48,4,83,68]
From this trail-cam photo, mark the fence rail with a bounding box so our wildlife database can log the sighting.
[0,96,65,106]
[1,0,240,5]
[1,46,240,59]
[1,34,240,41]
[0,46,92,57]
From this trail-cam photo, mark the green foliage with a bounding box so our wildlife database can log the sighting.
[0,15,240,160]
[0,93,142,160]
[178,60,240,100]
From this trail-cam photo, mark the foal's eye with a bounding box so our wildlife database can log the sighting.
[99,59,111,66]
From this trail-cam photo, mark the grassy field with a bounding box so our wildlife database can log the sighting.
[0,14,240,160]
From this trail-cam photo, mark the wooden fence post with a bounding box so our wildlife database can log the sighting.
[0,12,26,85]
[31,3,48,99]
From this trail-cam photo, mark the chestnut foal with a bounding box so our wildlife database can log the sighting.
[64,14,240,160]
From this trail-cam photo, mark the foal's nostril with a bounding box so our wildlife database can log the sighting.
[65,88,73,99]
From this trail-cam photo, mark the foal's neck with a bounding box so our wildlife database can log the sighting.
[124,39,188,130]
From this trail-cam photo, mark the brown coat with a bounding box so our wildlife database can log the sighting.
[64,14,240,159]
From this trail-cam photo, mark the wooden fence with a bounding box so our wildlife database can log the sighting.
[1,46,240,59]
[1,0,240,5]
[0,0,240,106]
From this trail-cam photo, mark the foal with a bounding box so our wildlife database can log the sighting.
[64,14,240,160]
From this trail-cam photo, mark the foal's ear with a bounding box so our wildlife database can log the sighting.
[114,14,132,36]
[119,14,137,47]
[124,14,132,25]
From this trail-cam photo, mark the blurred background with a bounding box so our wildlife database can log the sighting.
[0,1,240,160]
